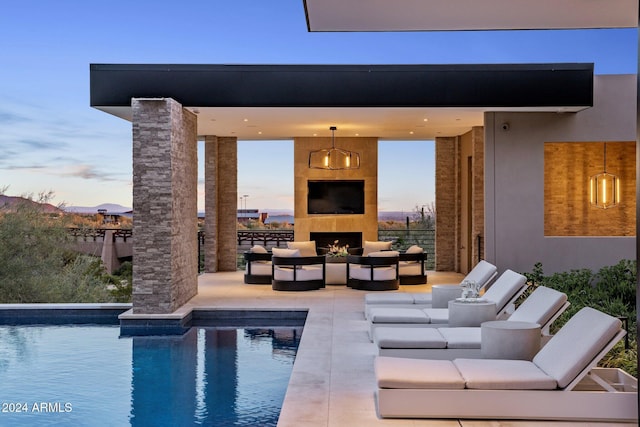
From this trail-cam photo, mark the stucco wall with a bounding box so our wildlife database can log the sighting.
[484,74,636,274]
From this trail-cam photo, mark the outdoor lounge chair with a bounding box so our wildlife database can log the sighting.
[374,286,569,359]
[364,259,498,311]
[243,250,273,284]
[271,247,326,291]
[375,307,637,422]
[347,251,400,291]
[368,269,527,338]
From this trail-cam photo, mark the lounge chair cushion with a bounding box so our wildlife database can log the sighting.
[376,357,465,389]
[362,240,392,256]
[350,265,397,281]
[272,248,301,257]
[464,260,498,288]
[374,327,446,349]
[412,293,433,304]
[481,269,526,312]
[368,307,430,323]
[421,308,450,324]
[508,286,567,326]
[245,262,271,276]
[533,307,622,388]
[454,359,557,390]
[438,328,482,349]
[287,240,317,257]
[365,293,414,305]
[398,262,424,275]
[250,245,268,253]
[367,250,400,257]
[273,265,323,281]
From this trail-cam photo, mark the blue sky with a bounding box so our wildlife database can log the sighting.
[0,2,636,211]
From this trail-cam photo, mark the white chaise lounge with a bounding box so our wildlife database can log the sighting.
[375,307,637,422]
[364,259,498,312]
[368,269,527,338]
[374,286,569,359]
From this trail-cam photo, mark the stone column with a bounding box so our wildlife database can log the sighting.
[204,136,219,273]
[435,136,459,271]
[203,135,237,272]
[471,126,485,266]
[131,98,198,314]
[217,137,238,271]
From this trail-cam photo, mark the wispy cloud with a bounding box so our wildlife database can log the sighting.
[58,164,119,181]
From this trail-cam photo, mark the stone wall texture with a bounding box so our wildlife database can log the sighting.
[435,136,459,271]
[204,136,219,272]
[293,136,379,244]
[217,137,238,271]
[544,141,636,236]
[131,98,198,314]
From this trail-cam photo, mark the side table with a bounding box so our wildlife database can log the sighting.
[448,300,496,327]
[325,256,347,285]
[481,320,541,360]
[431,285,462,308]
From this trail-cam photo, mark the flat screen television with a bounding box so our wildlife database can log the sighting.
[307,180,365,215]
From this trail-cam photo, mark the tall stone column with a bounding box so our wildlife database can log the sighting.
[131,98,198,314]
[435,136,459,271]
[217,137,238,271]
[203,136,237,272]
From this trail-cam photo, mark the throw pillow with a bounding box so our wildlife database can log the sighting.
[250,245,268,253]
[272,248,301,258]
[287,240,317,257]
[405,245,424,254]
[362,240,392,256]
[367,250,400,258]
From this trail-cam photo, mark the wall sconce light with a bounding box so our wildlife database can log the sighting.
[589,142,620,209]
[308,126,360,170]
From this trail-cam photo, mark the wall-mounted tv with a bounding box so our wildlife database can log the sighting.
[307,180,365,215]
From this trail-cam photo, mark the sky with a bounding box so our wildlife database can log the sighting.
[0,1,636,212]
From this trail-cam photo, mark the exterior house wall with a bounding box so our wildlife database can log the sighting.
[484,74,636,274]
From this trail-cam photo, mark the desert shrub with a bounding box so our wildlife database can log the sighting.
[0,194,119,303]
[524,260,637,376]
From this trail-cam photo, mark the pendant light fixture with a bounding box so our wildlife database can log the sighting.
[308,126,360,170]
[589,142,620,209]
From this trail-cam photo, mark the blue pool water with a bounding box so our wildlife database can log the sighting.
[0,325,301,426]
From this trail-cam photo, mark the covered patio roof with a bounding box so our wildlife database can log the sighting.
[90,63,593,141]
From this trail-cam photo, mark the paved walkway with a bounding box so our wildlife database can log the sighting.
[185,271,634,427]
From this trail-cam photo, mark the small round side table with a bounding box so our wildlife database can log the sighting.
[448,300,496,327]
[481,320,541,360]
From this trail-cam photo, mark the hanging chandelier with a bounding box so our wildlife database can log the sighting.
[589,142,620,209]
[308,126,360,170]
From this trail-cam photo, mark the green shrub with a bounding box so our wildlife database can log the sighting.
[0,194,122,303]
[524,260,637,377]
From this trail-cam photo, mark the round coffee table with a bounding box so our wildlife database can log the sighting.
[448,299,496,327]
[481,320,541,360]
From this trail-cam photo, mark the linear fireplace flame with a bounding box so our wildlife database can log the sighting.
[310,232,363,252]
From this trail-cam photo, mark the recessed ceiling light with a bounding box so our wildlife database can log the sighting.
[355,133,359,136]
[313,133,317,136]
[409,131,414,135]
[243,118,248,122]
[258,131,262,135]
[423,118,428,122]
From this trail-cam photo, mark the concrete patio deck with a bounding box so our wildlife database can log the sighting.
[185,271,635,427]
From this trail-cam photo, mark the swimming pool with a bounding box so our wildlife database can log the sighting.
[0,325,301,426]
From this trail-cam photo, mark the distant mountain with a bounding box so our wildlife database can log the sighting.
[65,203,132,214]
[0,195,62,213]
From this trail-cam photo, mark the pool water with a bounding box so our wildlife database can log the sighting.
[0,325,301,426]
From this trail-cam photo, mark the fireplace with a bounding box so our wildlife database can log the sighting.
[310,232,363,252]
